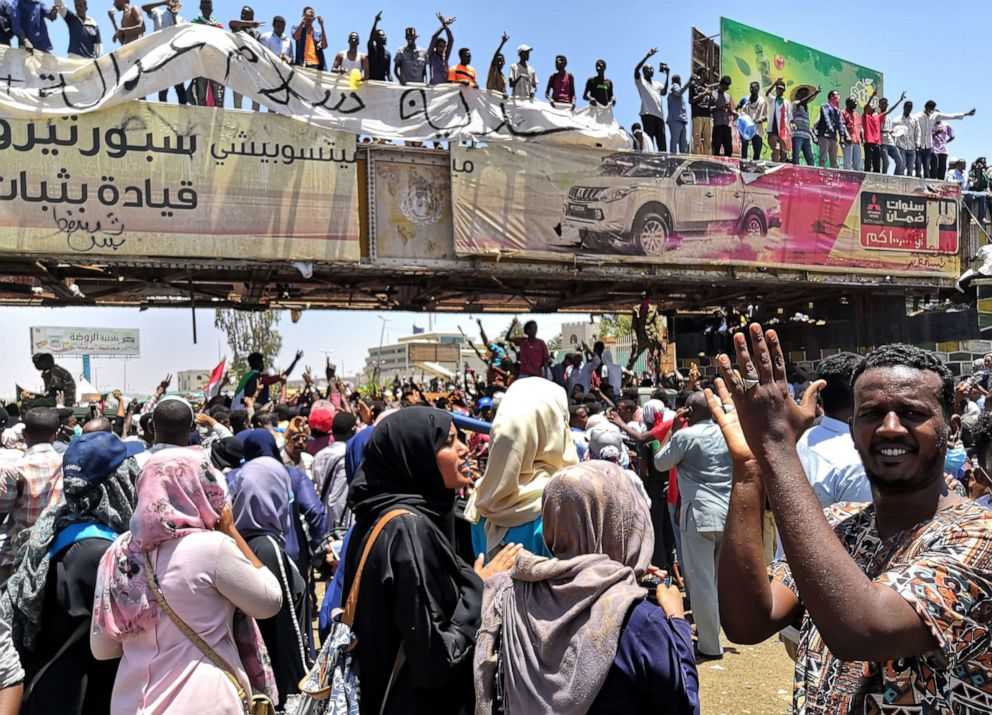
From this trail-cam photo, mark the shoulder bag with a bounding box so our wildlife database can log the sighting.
[143,552,276,715]
[293,508,412,715]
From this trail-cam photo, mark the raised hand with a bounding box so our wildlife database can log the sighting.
[715,324,824,462]
[704,377,754,463]
[374,10,382,21]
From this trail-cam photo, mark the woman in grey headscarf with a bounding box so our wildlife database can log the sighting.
[3,431,142,715]
[475,461,699,714]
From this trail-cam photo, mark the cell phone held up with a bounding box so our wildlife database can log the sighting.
[640,573,672,604]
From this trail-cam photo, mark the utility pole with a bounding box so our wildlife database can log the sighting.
[372,316,391,385]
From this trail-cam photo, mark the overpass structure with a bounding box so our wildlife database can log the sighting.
[0,28,970,322]
[0,140,969,315]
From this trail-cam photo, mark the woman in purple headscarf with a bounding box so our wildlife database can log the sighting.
[232,456,311,710]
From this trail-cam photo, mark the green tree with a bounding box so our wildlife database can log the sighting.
[598,313,633,340]
[546,333,563,352]
[214,309,283,377]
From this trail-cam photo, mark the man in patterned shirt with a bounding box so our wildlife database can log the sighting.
[0,408,63,579]
[711,329,992,714]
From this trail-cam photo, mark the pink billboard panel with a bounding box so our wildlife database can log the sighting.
[451,145,960,279]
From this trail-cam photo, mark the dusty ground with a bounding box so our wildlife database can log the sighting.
[697,631,794,715]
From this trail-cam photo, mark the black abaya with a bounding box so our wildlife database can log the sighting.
[248,535,309,709]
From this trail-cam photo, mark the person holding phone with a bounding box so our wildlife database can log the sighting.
[292,5,326,70]
[475,461,699,713]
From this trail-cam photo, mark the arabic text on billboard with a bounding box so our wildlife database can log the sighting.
[31,327,140,356]
[450,144,960,279]
[0,102,360,262]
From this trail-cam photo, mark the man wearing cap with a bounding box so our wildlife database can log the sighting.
[0,408,64,577]
[914,100,975,179]
[509,43,536,99]
[4,430,141,712]
[394,25,427,84]
[21,353,75,407]
[764,78,790,162]
[304,400,336,457]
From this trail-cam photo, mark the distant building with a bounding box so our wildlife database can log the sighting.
[560,321,600,353]
[177,369,211,393]
[364,332,486,382]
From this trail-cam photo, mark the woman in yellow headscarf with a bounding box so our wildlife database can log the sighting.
[466,377,578,559]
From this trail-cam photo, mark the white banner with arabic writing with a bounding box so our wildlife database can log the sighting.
[0,100,360,261]
[31,326,140,356]
[0,24,626,148]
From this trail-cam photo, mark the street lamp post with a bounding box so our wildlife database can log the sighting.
[372,316,391,386]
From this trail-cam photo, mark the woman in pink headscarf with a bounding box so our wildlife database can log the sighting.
[91,447,283,715]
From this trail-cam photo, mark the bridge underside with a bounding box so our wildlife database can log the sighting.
[0,253,946,314]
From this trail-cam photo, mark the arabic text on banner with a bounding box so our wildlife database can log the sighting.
[0,101,360,261]
[0,25,625,149]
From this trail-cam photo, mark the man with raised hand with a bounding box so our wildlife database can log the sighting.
[711,324,992,713]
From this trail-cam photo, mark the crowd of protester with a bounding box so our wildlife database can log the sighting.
[0,314,990,713]
[1,3,986,187]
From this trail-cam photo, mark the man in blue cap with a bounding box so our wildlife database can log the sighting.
[3,431,142,713]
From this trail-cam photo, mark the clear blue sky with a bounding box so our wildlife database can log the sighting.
[10,0,989,394]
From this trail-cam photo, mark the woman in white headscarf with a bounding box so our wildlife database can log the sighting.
[465,378,578,559]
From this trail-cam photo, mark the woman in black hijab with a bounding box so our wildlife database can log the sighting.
[343,407,518,715]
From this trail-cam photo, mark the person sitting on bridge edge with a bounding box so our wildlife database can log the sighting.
[331,30,367,78]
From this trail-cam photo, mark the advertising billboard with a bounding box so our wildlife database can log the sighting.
[0,102,360,262]
[451,144,961,279]
[408,343,461,364]
[720,18,883,161]
[31,326,140,356]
